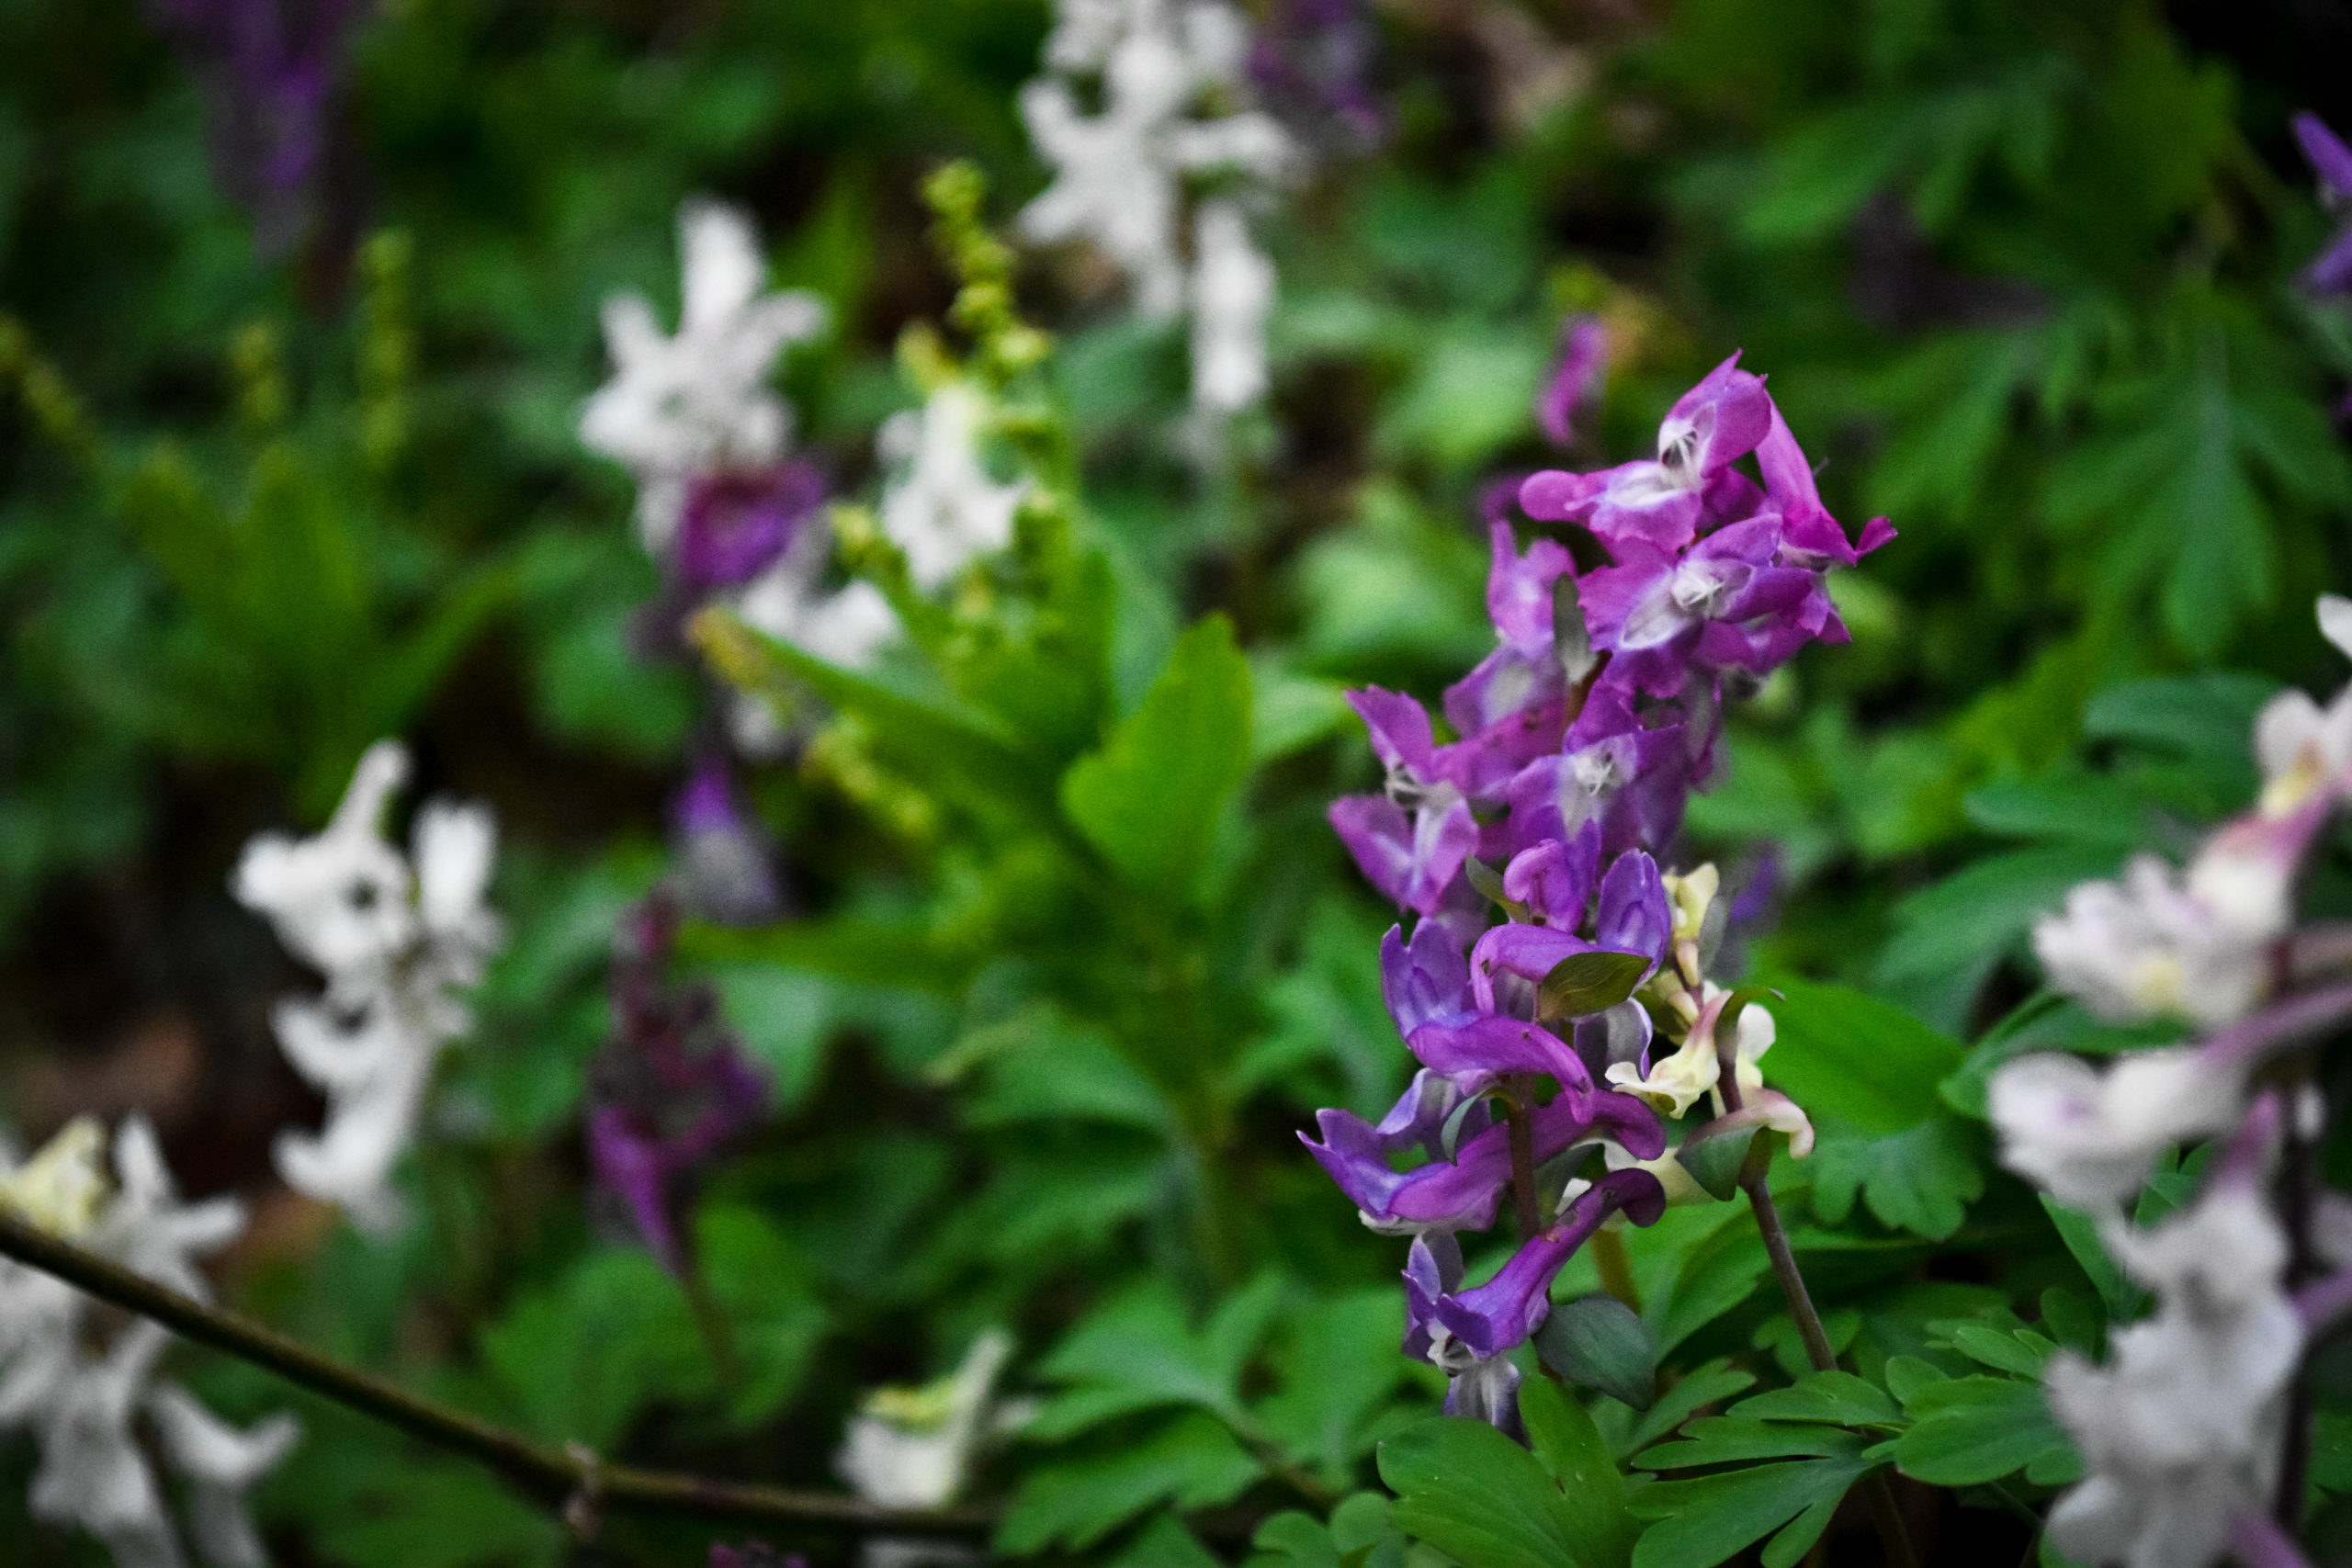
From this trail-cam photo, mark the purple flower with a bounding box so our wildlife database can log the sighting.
[1500,821,1601,924]
[1467,848,1669,1011]
[1442,523,1578,756]
[1381,919,1476,1036]
[586,896,770,1272]
[1302,1087,1661,1234]
[1518,354,1774,552]
[1248,0,1385,150]
[1537,314,1608,447]
[675,463,826,592]
[1432,1168,1668,1359]
[673,752,783,926]
[1329,689,1481,916]
[149,0,364,256]
[2294,113,2352,297]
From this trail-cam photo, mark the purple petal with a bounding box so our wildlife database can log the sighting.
[1538,315,1609,447]
[2295,112,2352,199]
[1329,794,1480,915]
[1596,851,1669,958]
[1433,1168,1668,1357]
[1501,824,1601,925]
[1383,920,1476,1036]
[1349,686,1442,777]
[676,464,825,591]
[1407,1015,1596,1106]
[2306,225,2352,298]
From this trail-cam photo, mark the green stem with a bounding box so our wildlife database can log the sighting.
[1504,1074,1543,1241]
[0,1209,991,1537]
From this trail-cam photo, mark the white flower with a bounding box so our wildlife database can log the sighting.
[1606,983,1773,1119]
[0,1122,299,1568]
[235,741,502,1230]
[723,511,900,756]
[1188,200,1273,413]
[2042,1171,2298,1568]
[580,200,829,553]
[2033,825,2302,1030]
[1019,0,1294,411]
[877,386,1025,592]
[1987,1048,2241,1213]
[838,1328,1022,1510]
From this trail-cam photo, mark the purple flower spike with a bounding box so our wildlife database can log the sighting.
[1538,314,1609,447]
[2294,113,2352,297]
[1382,921,1476,1037]
[585,895,772,1272]
[149,0,365,255]
[1432,1168,1668,1359]
[673,753,783,925]
[675,463,825,592]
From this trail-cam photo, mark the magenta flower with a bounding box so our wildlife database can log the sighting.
[1518,353,1774,552]
[1537,314,1608,447]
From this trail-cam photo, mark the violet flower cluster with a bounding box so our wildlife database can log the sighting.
[2294,113,2352,299]
[1989,594,2352,1568]
[148,0,364,256]
[1309,355,1888,1422]
[584,893,770,1275]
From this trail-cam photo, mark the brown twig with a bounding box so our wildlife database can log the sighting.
[0,1209,992,1537]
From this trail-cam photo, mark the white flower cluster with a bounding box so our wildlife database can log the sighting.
[1984,595,2352,1568]
[1019,0,1295,414]
[234,740,501,1232]
[2041,1144,2301,1568]
[579,201,830,556]
[0,1119,298,1568]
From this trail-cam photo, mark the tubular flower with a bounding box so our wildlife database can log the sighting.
[235,740,502,1231]
[0,1120,298,1568]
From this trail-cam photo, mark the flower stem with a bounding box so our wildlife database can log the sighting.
[1505,1073,1542,1241]
[2277,1066,2321,1530]
[0,1207,992,1537]
[1717,1044,1917,1568]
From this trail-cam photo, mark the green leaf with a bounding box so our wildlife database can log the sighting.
[1614,1360,1757,1460]
[1634,1417,1866,1470]
[1539,950,1654,1021]
[1535,1293,1657,1411]
[1028,1276,1283,1438]
[1113,1514,1226,1568]
[1519,1378,1638,1568]
[1378,1416,1594,1568]
[1628,1456,1873,1568]
[1256,1291,1427,1483]
[1755,977,1966,1131]
[2041,1193,2150,1322]
[1809,1118,1985,1240]
[1000,1412,1263,1553]
[1894,1376,2076,1486]
[1060,615,1254,898]
[1729,1371,1900,1427]
[1673,1125,1759,1203]
[694,1204,828,1426]
[476,1248,707,1450]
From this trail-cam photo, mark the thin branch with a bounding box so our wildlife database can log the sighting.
[0,1208,992,1537]
[1715,1041,1919,1568]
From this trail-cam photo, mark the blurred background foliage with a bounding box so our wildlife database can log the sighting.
[3,0,2352,1562]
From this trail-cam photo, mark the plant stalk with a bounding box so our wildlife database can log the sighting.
[0,1208,991,1537]
[1505,1073,1543,1241]
[1716,1043,1918,1568]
